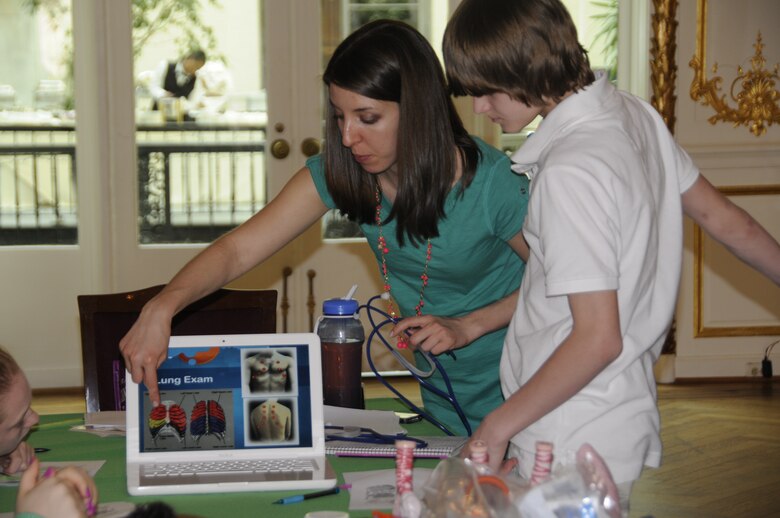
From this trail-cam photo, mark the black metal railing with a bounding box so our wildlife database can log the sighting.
[0,125,78,245]
[0,124,266,245]
[138,140,266,243]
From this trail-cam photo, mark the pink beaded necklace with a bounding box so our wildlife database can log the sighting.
[375,185,432,349]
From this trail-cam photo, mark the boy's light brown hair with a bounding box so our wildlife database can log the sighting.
[444,0,595,106]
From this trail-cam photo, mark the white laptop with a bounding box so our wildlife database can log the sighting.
[126,333,337,496]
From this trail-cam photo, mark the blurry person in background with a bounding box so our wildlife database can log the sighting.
[189,60,234,114]
[147,49,207,110]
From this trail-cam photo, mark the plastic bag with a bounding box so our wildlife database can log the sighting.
[421,456,525,517]
[420,443,620,518]
[514,444,621,518]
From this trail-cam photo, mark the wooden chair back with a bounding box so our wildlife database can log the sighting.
[77,285,277,412]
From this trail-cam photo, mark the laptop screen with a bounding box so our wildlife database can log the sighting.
[131,335,319,455]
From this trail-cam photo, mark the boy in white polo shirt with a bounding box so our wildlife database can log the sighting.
[443,0,780,513]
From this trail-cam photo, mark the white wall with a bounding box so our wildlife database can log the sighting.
[673,0,780,378]
[0,2,57,107]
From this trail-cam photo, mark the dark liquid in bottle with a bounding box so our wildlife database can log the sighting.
[321,340,364,409]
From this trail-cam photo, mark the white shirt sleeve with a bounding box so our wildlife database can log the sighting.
[537,164,620,297]
[148,60,170,101]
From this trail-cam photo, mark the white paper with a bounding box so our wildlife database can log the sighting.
[343,468,433,510]
[93,501,137,518]
[71,424,126,438]
[84,411,126,430]
[324,405,406,435]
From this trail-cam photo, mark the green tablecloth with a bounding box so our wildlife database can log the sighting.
[1,399,444,517]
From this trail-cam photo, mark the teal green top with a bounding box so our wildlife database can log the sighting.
[307,137,529,434]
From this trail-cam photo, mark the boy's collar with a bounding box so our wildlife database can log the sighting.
[510,160,538,181]
[509,75,611,174]
[509,127,543,180]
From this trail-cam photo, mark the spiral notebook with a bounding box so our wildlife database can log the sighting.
[325,435,468,459]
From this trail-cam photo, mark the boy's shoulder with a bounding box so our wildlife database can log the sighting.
[513,78,642,163]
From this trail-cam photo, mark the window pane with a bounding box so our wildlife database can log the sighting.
[132,1,268,244]
[0,1,77,245]
[567,0,618,79]
[349,5,418,31]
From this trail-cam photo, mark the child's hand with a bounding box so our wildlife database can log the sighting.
[15,458,98,518]
[0,440,34,474]
[460,418,512,474]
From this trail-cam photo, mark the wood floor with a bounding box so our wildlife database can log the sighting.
[630,379,780,518]
[32,378,779,518]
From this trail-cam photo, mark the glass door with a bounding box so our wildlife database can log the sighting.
[113,1,323,334]
[117,0,444,339]
[0,0,83,387]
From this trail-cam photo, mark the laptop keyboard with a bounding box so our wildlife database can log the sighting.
[143,458,316,477]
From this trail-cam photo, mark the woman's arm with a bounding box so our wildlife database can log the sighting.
[393,231,527,354]
[682,175,780,285]
[120,167,328,405]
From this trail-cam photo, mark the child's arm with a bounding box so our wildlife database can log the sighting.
[465,290,622,472]
[682,175,780,285]
[0,440,34,475]
[16,459,97,518]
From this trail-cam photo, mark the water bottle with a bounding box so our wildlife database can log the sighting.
[316,296,365,409]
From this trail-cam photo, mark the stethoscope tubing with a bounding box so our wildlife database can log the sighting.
[360,294,472,436]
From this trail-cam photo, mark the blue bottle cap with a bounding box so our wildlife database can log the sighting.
[322,298,359,315]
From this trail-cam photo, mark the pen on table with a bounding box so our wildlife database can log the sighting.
[35,418,83,430]
[34,447,51,453]
[272,484,352,505]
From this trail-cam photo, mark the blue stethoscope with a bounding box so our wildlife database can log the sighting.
[359,293,472,437]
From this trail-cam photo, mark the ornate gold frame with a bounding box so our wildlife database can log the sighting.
[651,1,780,341]
[689,0,780,136]
[694,185,780,337]
[650,0,678,133]
[650,0,679,353]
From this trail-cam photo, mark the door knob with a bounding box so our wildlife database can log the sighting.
[271,139,290,159]
[301,137,321,157]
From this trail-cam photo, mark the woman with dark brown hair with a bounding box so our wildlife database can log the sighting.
[121,20,530,435]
